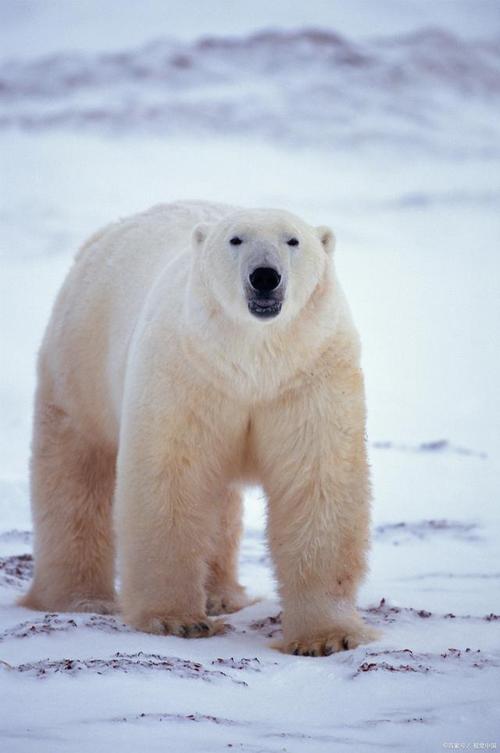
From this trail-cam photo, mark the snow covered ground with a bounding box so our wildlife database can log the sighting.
[1,2,499,751]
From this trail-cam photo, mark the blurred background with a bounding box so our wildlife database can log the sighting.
[1,0,499,476]
[1,0,500,559]
[0,0,500,600]
[0,2,499,747]
[1,0,500,602]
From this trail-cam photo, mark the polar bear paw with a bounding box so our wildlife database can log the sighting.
[275,623,380,657]
[69,597,118,615]
[18,590,118,615]
[129,613,228,638]
[206,585,258,615]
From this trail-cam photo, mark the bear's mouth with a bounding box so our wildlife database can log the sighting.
[247,298,282,318]
[244,263,285,320]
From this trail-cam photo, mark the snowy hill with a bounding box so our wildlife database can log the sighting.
[1,28,500,154]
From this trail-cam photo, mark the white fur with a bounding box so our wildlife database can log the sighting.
[20,201,378,655]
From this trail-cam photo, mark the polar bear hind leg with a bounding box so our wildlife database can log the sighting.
[205,486,256,615]
[19,397,117,614]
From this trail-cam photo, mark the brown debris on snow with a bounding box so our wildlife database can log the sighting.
[357,660,430,675]
[0,613,131,642]
[248,613,282,638]
[2,651,248,684]
[0,553,33,587]
[0,614,77,641]
[374,519,480,543]
[353,646,498,677]
[117,711,242,726]
[364,598,500,624]
[363,598,433,623]
[211,657,265,672]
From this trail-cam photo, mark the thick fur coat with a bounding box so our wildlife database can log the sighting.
[21,200,378,655]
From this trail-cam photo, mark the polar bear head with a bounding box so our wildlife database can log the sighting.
[192,209,335,325]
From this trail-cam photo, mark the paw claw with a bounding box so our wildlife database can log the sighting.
[276,620,380,657]
[195,621,210,634]
[206,587,258,616]
[129,613,227,638]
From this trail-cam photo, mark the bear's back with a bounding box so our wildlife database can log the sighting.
[39,201,237,445]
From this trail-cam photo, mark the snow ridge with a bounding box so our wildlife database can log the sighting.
[1,28,499,154]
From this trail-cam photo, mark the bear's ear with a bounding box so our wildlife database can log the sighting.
[316,226,336,255]
[192,223,211,247]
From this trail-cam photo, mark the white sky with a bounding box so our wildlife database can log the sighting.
[1,0,499,60]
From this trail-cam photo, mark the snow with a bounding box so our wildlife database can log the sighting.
[1,3,499,751]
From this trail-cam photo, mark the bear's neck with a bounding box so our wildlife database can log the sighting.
[181,267,356,404]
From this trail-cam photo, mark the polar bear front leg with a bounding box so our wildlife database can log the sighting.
[115,459,224,637]
[254,362,379,656]
[114,397,244,638]
[113,363,250,638]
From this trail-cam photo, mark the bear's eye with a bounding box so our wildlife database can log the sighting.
[287,237,299,247]
[230,236,243,246]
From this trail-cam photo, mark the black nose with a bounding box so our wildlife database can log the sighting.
[249,267,281,293]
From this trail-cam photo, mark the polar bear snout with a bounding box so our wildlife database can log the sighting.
[249,267,281,294]
[246,265,284,319]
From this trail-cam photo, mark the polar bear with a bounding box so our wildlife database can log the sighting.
[20,200,378,656]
